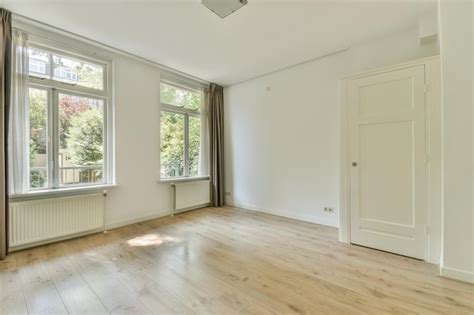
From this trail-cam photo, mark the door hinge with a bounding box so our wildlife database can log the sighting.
[425,226,430,235]
[424,84,430,93]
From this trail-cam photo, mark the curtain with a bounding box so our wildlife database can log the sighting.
[8,29,29,195]
[0,8,11,260]
[208,83,224,207]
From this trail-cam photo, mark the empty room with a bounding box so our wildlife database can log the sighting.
[0,0,473,314]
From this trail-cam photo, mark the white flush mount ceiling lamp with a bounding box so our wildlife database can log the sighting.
[202,0,248,18]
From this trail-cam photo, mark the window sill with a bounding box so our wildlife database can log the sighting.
[158,176,210,184]
[9,184,118,202]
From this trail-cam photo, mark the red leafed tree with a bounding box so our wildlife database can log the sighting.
[59,95,89,149]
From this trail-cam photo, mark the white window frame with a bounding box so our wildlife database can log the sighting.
[24,40,115,193]
[160,80,205,180]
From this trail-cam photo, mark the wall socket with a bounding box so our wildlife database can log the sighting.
[324,207,335,213]
[225,191,232,197]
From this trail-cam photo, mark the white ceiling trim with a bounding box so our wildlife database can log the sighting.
[230,47,350,86]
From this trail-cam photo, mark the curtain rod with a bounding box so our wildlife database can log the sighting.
[12,12,211,88]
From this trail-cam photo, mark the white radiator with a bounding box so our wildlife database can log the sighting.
[9,194,105,249]
[172,179,210,212]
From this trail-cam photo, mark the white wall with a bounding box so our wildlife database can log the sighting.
[105,54,210,228]
[224,27,438,227]
[438,0,474,283]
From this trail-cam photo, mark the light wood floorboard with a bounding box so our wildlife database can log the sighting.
[1,206,473,314]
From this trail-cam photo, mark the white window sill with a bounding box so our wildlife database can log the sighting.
[9,184,118,202]
[158,176,210,184]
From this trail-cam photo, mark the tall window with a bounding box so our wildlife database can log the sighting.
[160,82,203,179]
[26,44,111,191]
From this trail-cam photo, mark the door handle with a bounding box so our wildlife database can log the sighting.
[352,162,358,167]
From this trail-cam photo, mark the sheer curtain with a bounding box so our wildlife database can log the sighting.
[8,29,29,195]
[200,88,210,177]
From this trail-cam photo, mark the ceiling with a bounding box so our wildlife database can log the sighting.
[2,0,436,86]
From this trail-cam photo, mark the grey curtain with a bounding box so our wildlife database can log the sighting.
[208,83,225,207]
[0,8,11,260]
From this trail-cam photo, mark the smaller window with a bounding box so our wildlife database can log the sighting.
[160,82,204,179]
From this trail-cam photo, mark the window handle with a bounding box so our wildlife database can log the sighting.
[60,81,77,87]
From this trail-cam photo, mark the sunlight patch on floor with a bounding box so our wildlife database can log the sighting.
[126,233,180,247]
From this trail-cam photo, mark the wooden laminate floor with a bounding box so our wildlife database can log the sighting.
[1,207,473,314]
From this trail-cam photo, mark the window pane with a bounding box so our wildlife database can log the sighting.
[53,55,104,90]
[160,111,185,178]
[160,83,201,111]
[28,48,50,78]
[58,94,104,186]
[29,88,49,189]
[28,47,104,90]
[189,116,201,177]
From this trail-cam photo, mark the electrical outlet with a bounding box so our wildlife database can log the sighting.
[324,207,335,213]
[225,191,232,197]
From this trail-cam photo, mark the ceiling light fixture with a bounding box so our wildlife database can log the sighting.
[202,0,248,19]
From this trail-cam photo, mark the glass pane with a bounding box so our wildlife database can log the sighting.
[160,111,185,178]
[58,93,104,186]
[29,88,49,189]
[28,48,50,78]
[160,83,201,111]
[189,116,201,177]
[53,55,104,90]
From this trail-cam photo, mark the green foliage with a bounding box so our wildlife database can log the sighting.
[30,169,46,189]
[188,116,201,176]
[160,111,185,177]
[66,108,103,166]
[28,89,48,189]
[28,89,47,156]
[76,63,103,89]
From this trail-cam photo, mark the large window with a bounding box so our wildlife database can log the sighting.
[160,82,204,179]
[26,44,111,191]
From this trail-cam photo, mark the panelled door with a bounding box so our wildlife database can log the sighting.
[348,65,427,259]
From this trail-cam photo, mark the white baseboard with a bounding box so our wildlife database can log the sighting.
[9,227,105,252]
[440,266,474,284]
[105,203,210,230]
[105,211,174,230]
[226,201,338,228]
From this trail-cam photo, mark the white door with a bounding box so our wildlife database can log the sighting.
[348,65,427,259]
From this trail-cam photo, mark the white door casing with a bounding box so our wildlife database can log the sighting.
[348,65,427,259]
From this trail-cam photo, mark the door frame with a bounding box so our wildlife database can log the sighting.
[338,56,442,264]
